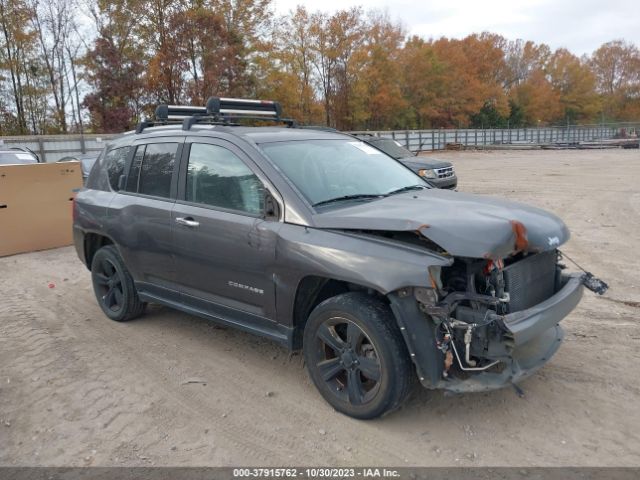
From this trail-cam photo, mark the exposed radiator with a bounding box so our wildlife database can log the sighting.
[503,250,557,312]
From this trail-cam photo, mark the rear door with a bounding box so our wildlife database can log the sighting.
[108,137,184,300]
[171,137,281,324]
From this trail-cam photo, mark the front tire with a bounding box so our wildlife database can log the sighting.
[303,292,414,419]
[91,245,144,322]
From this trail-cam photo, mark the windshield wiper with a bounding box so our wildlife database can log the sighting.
[313,186,427,207]
[312,194,385,207]
[385,185,428,196]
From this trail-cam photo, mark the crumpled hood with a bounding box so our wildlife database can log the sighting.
[312,188,570,259]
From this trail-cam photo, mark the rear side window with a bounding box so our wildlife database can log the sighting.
[125,146,144,192]
[104,147,130,191]
[126,143,178,198]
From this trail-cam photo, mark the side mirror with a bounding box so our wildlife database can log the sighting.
[117,174,127,191]
[264,191,280,220]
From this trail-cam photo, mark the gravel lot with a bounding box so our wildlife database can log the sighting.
[1,149,639,467]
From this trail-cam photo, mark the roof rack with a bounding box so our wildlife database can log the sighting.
[135,96,297,133]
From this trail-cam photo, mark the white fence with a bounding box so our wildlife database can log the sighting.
[0,123,638,161]
[351,125,635,152]
[0,134,118,162]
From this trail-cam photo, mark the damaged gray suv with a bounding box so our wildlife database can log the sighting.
[73,97,606,419]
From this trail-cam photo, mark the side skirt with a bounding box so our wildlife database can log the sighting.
[137,286,293,349]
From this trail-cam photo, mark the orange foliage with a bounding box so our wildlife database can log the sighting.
[510,70,562,125]
[547,49,601,123]
[590,40,640,121]
[7,0,637,133]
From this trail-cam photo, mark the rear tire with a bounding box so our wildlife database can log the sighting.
[91,245,144,322]
[303,292,414,419]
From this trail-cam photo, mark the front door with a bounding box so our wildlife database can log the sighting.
[171,139,280,326]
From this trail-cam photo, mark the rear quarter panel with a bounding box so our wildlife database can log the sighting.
[73,188,116,266]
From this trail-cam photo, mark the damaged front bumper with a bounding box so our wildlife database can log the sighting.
[499,273,583,347]
[389,272,584,393]
[442,325,565,393]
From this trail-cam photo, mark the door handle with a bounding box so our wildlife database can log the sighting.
[175,216,200,228]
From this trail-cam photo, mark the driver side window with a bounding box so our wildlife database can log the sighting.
[186,143,264,215]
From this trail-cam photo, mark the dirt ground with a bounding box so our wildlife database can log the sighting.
[1,149,639,467]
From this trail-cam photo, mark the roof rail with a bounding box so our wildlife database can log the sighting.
[134,96,297,133]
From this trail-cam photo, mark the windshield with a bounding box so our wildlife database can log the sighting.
[260,139,427,208]
[0,152,38,165]
[367,139,413,159]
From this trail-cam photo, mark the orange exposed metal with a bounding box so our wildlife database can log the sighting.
[510,220,529,252]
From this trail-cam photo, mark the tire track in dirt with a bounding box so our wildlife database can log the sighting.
[48,285,408,465]
[0,290,168,465]
[1,285,373,465]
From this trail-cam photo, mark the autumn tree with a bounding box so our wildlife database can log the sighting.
[0,0,85,134]
[4,1,640,134]
[257,6,323,124]
[0,0,36,133]
[31,0,79,132]
[501,40,602,125]
[398,36,445,128]
[503,39,551,88]
[510,69,562,125]
[460,33,510,115]
[590,40,640,120]
[547,48,600,123]
[305,7,368,129]
[422,37,493,127]
[174,5,230,104]
[136,0,186,104]
[177,0,273,102]
[213,0,273,97]
[83,0,145,132]
[358,11,407,129]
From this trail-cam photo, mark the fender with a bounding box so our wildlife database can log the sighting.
[273,223,452,327]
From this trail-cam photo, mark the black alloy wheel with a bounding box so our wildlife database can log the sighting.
[303,292,414,419]
[313,317,382,405]
[91,245,145,322]
[93,257,124,313]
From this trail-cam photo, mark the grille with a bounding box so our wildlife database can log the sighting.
[503,250,557,312]
[434,166,455,179]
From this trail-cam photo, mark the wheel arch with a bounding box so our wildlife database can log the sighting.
[290,275,388,350]
[83,232,115,269]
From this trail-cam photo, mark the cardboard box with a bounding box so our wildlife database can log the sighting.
[0,162,83,257]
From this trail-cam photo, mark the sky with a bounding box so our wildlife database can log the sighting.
[272,0,639,55]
